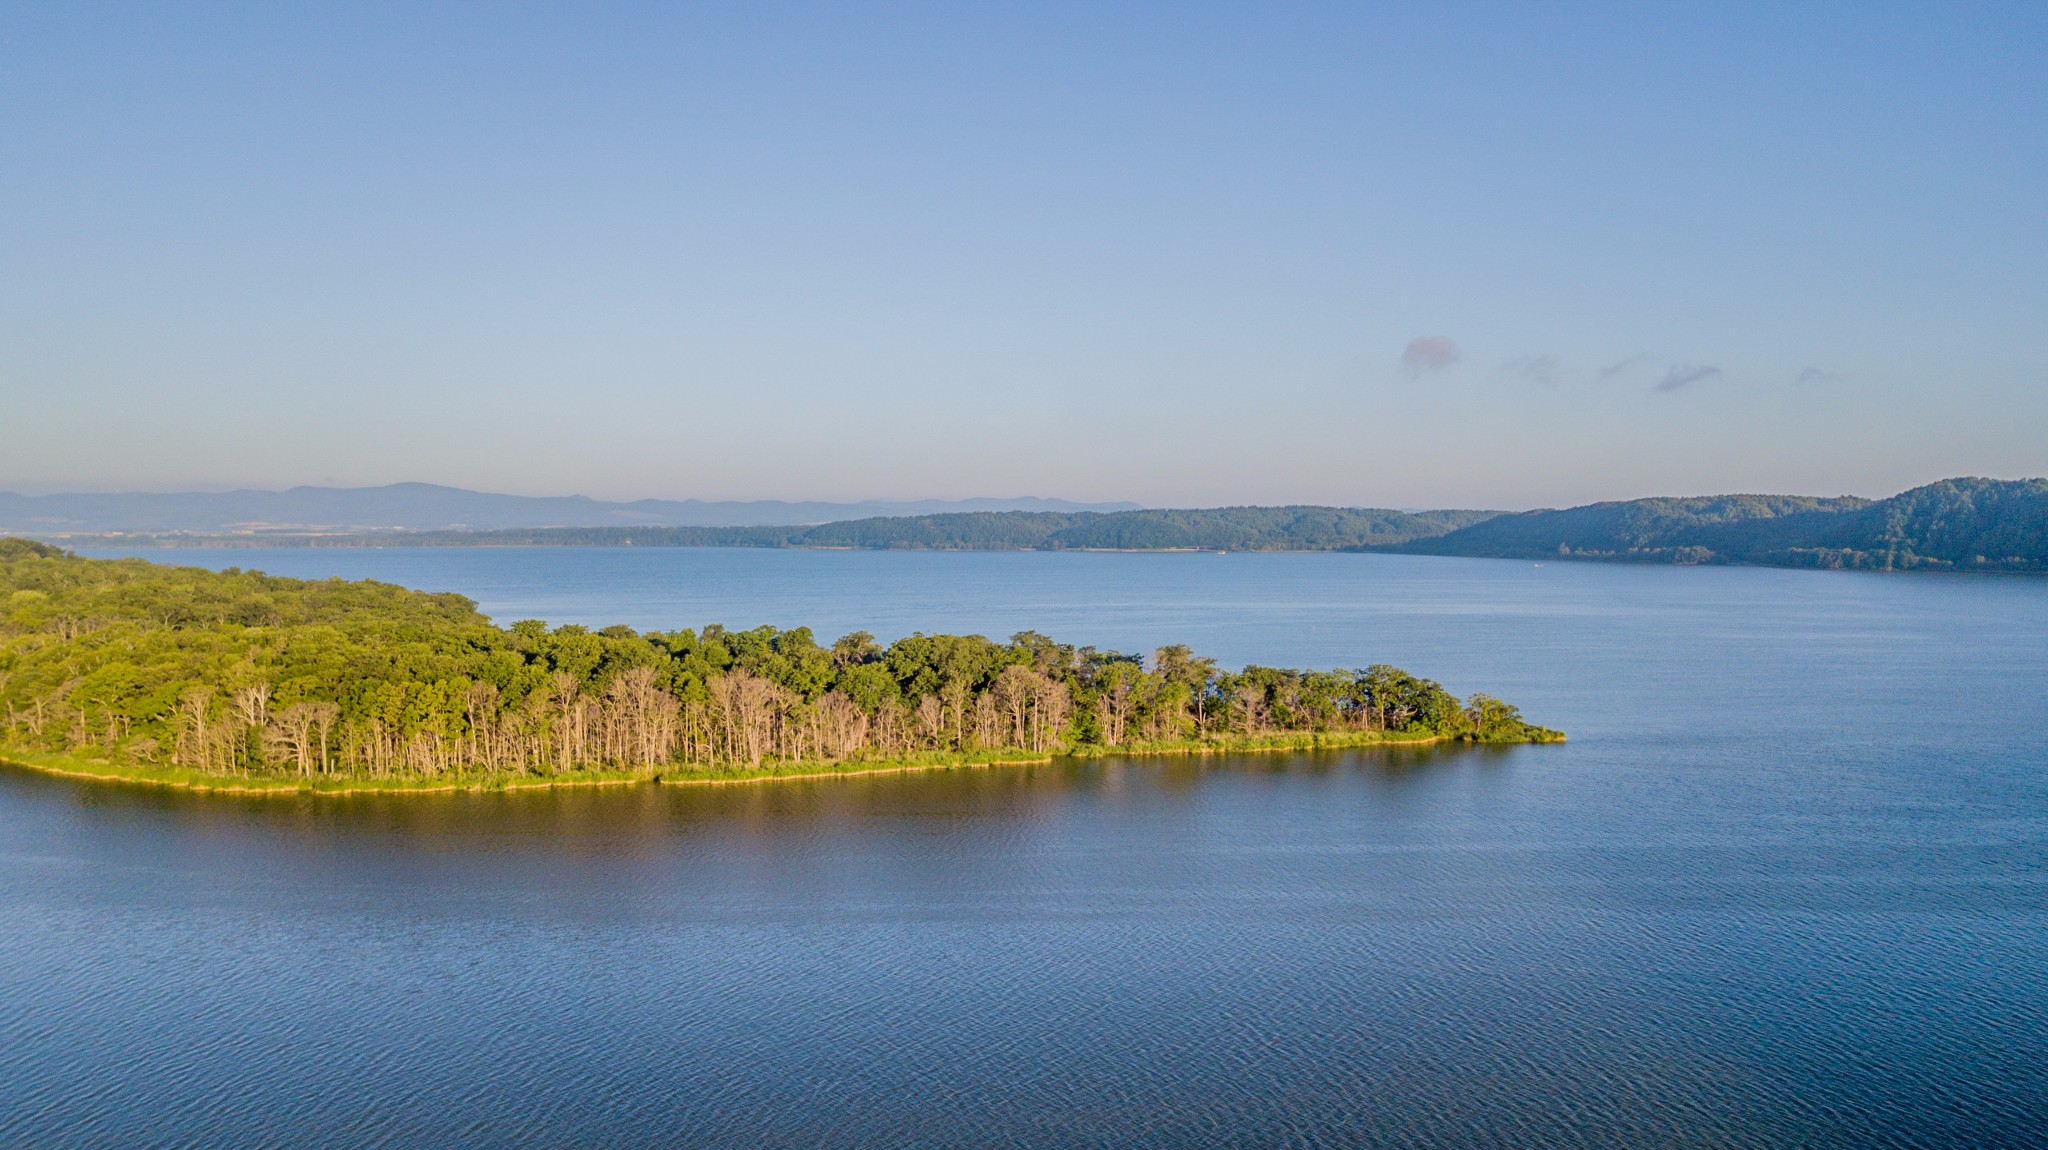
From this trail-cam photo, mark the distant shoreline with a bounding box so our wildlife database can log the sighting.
[14,475,2045,572]
[0,729,1483,798]
[42,535,2048,576]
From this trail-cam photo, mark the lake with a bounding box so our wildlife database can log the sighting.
[5,548,2045,1147]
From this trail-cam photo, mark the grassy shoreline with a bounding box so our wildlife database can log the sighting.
[0,728,1511,798]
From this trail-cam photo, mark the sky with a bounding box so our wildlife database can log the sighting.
[2,2,2044,509]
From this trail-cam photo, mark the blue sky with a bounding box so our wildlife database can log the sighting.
[3,2,2043,508]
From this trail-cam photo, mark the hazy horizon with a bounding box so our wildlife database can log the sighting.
[5,473,2036,515]
[4,4,2043,507]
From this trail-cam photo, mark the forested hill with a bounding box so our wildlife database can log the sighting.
[1403,478,2048,571]
[88,506,1502,552]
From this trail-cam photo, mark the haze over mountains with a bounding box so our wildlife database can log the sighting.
[10,479,2045,573]
[0,484,1141,534]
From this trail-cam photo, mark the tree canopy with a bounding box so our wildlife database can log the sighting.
[0,543,1560,784]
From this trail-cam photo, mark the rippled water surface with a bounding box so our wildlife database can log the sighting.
[6,548,2047,1147]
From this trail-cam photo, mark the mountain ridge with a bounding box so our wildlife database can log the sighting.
[1401,477,2048,571]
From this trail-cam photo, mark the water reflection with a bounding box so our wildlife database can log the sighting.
[8,741,1484,853]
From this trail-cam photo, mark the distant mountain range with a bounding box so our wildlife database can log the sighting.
[0,483,1142,533]
[13,478,2045,573]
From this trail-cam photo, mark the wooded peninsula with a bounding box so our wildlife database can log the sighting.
[0,541,1561,793]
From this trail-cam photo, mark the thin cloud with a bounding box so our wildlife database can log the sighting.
[1655,364,1722,392]
[1598,356,1644,380]
[1796,367,1845,384]
[1400,336,1460,378]
[1503,354,1563,386]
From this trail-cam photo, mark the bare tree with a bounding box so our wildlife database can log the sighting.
[176,688,212,769]
[309,703,340,775]
[271,704,318,776]
[1028,674,1071,753]
[993,665,1036,747]
[466,681,500,768]
[1233,683,1266,736]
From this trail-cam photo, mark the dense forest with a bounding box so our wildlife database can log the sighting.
[0,542,1560,787]
[1406,477,2048,570]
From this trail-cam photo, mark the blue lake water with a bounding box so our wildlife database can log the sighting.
[4,548,2045,1147]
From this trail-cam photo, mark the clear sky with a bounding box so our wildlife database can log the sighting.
[3,2,2043,509]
